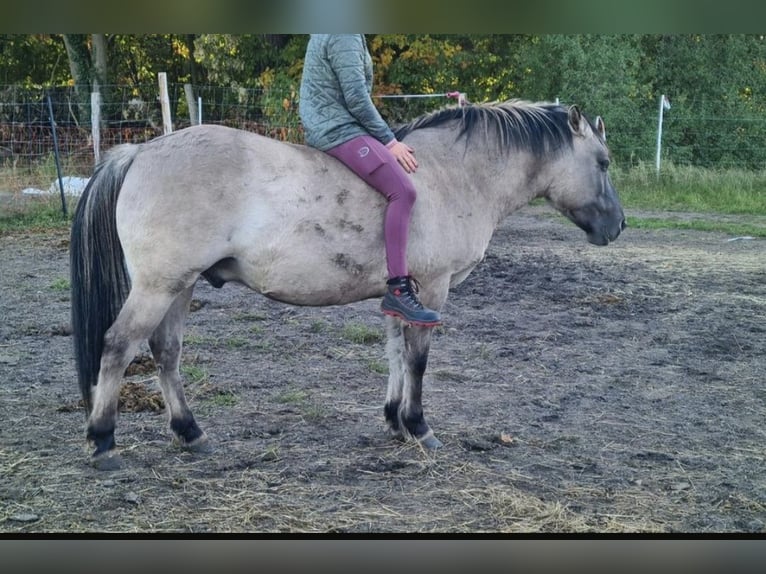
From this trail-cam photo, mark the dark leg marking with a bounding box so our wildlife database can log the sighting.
[86,419,123,470]
[170,415,203,444]
[401,409,430,440]
[170,414,211,452]
[86,422,116,456]
[384,400,402,434]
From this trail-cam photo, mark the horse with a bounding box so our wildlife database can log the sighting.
[70,100,625,469]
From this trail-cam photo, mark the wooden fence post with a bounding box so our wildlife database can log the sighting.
[158,72,173,134]
[184,83,198,126]
[91,91,101,165]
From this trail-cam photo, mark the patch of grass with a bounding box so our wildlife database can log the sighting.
[0,197,73,235]
[367,359,388,375]
[274,389,309,404]
[613,161,766,216]
[207,391,238,407]
[225,336,249,349]
[341,322,383,345]
[252,339,275,351]
[49,277,70,291]
[184,333,218,346]
[248,324,265,335]
[627,216,766,238]
[308,319,327,334]
[181,364,209,385]
[233,311,267,322]
[273,387,324,421]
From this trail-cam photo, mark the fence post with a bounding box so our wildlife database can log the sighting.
[158,72,173,134]
[46,92,67,218]
[184,83,198,126]
[91,91,101,165]
[655,94,671,175]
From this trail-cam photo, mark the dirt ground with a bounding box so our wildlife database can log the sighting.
[1,204,764,534]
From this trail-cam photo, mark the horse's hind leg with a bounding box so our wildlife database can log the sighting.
[384,318,442,450]
[87,287,179,469]
[148,285,209,452]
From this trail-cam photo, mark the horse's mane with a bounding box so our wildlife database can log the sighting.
[394,99,576,157]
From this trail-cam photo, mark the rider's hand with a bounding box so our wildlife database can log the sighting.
[387,139,418,174]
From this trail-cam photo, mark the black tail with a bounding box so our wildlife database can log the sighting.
[70,146,138,413]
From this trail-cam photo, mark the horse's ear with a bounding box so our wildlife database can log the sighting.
[595,116,606,141]
[568,105,584,134]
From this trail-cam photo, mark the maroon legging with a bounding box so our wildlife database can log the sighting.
[327,135,416,279]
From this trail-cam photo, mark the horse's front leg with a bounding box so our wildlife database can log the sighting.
[383,316,406,440]
[383,317,442,449]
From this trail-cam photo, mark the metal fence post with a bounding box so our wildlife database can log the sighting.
[46,92,67,217]
[656,94,671,175]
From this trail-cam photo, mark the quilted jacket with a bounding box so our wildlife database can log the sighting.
[299,34,396,151]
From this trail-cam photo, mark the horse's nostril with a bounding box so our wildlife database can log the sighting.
[621,218,627,231]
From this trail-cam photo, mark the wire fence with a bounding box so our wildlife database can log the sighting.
[2,83,766,194]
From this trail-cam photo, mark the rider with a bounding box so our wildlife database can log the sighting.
[298,34,441,327]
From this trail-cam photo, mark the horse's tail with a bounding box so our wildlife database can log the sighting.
[70,145,138,414]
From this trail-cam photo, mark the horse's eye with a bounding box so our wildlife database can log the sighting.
[598,159,610,172]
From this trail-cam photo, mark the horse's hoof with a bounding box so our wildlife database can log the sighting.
[91,451,122,471]
[175,433,213,454]
[418,433,443,450]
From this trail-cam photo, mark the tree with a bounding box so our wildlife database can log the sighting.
[0,34,69,86]
[641,34,766,168]
[61,34,111,125]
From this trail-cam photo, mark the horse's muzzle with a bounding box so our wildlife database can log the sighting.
[586,215,626,246]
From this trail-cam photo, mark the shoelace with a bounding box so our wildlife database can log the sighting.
[402,278,424,309]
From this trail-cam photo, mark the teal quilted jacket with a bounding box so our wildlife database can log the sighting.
[299,34,396,151]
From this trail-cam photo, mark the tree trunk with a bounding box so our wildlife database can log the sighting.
[184,34,200,86]
[62,34,92,125]
[90,34,107,89]
[90,34,112,123]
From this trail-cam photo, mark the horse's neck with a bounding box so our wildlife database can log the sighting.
[434,136,538,225]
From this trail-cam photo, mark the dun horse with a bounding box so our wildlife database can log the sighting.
[70,100,625,469]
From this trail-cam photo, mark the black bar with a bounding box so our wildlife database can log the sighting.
[46,92,67,218]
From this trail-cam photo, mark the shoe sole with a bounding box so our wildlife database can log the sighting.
[382,308,442,328]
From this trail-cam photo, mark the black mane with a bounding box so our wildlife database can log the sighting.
[394,100,576,157]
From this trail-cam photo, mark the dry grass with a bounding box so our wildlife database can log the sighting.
[0,441,671,533]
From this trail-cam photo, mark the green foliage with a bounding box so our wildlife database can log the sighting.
[2,34,766,168]
[0,35,69,86]
[370,34,527,122]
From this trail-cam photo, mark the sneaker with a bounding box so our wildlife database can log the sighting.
[381,276,442,327]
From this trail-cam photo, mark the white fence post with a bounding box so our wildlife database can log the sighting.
[158,72,173,134]
[90,91,101,165]
[656,94,671,175]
